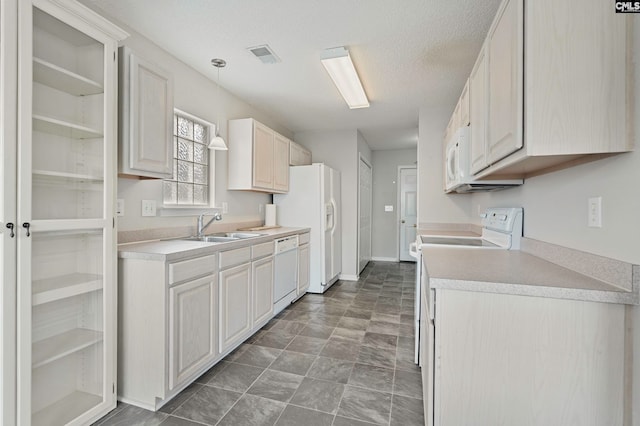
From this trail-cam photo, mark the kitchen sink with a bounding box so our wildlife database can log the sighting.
[183,236,239,243]
[180,232,265,243]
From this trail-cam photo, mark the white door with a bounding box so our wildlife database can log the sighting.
[358,157,372,273]
[1,2,18,423]
[169,275,217,390]
[399,167,417,261]
[219,263,251,352]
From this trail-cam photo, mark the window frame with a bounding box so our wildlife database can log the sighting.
[162,109,216,211]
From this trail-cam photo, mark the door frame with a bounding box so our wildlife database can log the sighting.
[357,154,372,275]
[397,165,417,261]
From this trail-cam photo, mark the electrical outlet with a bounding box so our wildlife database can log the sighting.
[141,200,157,217]
[587,197,602,228]
[116,199,125,216]
[222,202,229,214]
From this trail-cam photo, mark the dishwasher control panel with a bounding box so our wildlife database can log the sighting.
[275,235,299,253]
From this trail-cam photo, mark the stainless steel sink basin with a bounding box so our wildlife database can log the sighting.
[181,232,265,243]
[183,236,239,243]
[225,232,265,239]
[206,232,265,239]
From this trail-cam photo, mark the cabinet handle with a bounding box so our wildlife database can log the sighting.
[6,223,15,238]
[22,222,30,237]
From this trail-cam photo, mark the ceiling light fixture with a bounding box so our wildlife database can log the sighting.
[320,47,369,109]
[209,58,228,150]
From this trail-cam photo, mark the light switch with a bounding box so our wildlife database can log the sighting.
[385,205,394,212]
[142,200,157,217]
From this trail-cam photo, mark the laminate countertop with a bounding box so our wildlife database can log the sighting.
[118,227,310,262]
[421,247,639,305]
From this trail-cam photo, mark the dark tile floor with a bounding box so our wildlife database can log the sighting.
[94,261,423,426]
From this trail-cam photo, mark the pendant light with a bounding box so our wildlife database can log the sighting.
[209,58,228,150]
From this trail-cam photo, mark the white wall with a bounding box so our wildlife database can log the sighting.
[371,149,417,260]
[85,7,294,235]
[417,106,471,226]
[294,129,372,280]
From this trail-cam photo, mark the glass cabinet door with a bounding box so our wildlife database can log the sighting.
[16,2,121,424]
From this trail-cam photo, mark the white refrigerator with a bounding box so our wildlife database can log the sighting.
[274,164,341,293]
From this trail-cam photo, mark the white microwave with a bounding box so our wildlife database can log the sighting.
[444,126,522,193]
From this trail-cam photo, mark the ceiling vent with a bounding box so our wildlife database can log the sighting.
[247,44,281,64]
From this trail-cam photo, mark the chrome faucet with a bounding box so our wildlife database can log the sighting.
[197,211,223,238]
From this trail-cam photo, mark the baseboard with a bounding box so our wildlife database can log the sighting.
[339,274,359,281]
[371,257,399,262]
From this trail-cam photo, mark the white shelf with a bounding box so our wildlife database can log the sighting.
[32,169,103,182]
[33,57,103,96]
[32,328,103,369]
[33,114,103,139]
[32,273,102,306]
[32,391,102,426]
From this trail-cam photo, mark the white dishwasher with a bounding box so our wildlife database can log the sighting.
[273,235,299,314]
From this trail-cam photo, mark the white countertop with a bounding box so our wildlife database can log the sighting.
[422,247,638,305]
[118,227,310,262]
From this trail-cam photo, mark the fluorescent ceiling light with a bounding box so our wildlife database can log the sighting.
[321,47,369,109]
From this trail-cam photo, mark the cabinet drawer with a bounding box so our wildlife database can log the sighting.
[252,241,274,259]
[299,232,310,245]
[219,247,251,269]
[169,254,217,285]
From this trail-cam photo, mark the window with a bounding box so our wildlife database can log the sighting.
[163,111,213,206]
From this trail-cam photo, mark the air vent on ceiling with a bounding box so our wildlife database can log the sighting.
[247,44,281,64]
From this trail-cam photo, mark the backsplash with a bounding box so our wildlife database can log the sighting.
[118,219,263,244]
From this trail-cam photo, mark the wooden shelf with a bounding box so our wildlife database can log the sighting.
[32,169,103,183]
[33,114,103,139]
[32,391,102,426]
[33,58,103,96]
[32,273,102,306]
[32,328,102,369]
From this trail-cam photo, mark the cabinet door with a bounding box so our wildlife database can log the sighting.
[17,2,126,425]
[219,263,252,352]
[273,133,290,192]
[169,275,217,390]
[486,0,523,165]
[120,49,173,178]
[252,256,274,327]
[469,47,488,174]
[459,80,470,127]
[252,121,274,190]
[297,244,310,296]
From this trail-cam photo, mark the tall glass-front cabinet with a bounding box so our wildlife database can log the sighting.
[1,1,127,425]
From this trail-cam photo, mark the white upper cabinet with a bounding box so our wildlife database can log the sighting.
[486,0,523,166]
[469,46,488,175]
[289,140,312,166]
[459,80,470,127]
[228,118,290,193]
[472,0,631,179]
[118,47,174,178]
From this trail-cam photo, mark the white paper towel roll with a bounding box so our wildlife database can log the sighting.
[265,204,277,227]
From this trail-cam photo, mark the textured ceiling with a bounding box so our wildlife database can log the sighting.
[80,0,500,150]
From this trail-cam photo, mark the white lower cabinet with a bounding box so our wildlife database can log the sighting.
[219,262,252,353]
[252,255,274,328]
[169,275,217,390]
[297,243,310,296]
[117,253,217,410]
[118,232,307,411]
[432,289,625,426]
